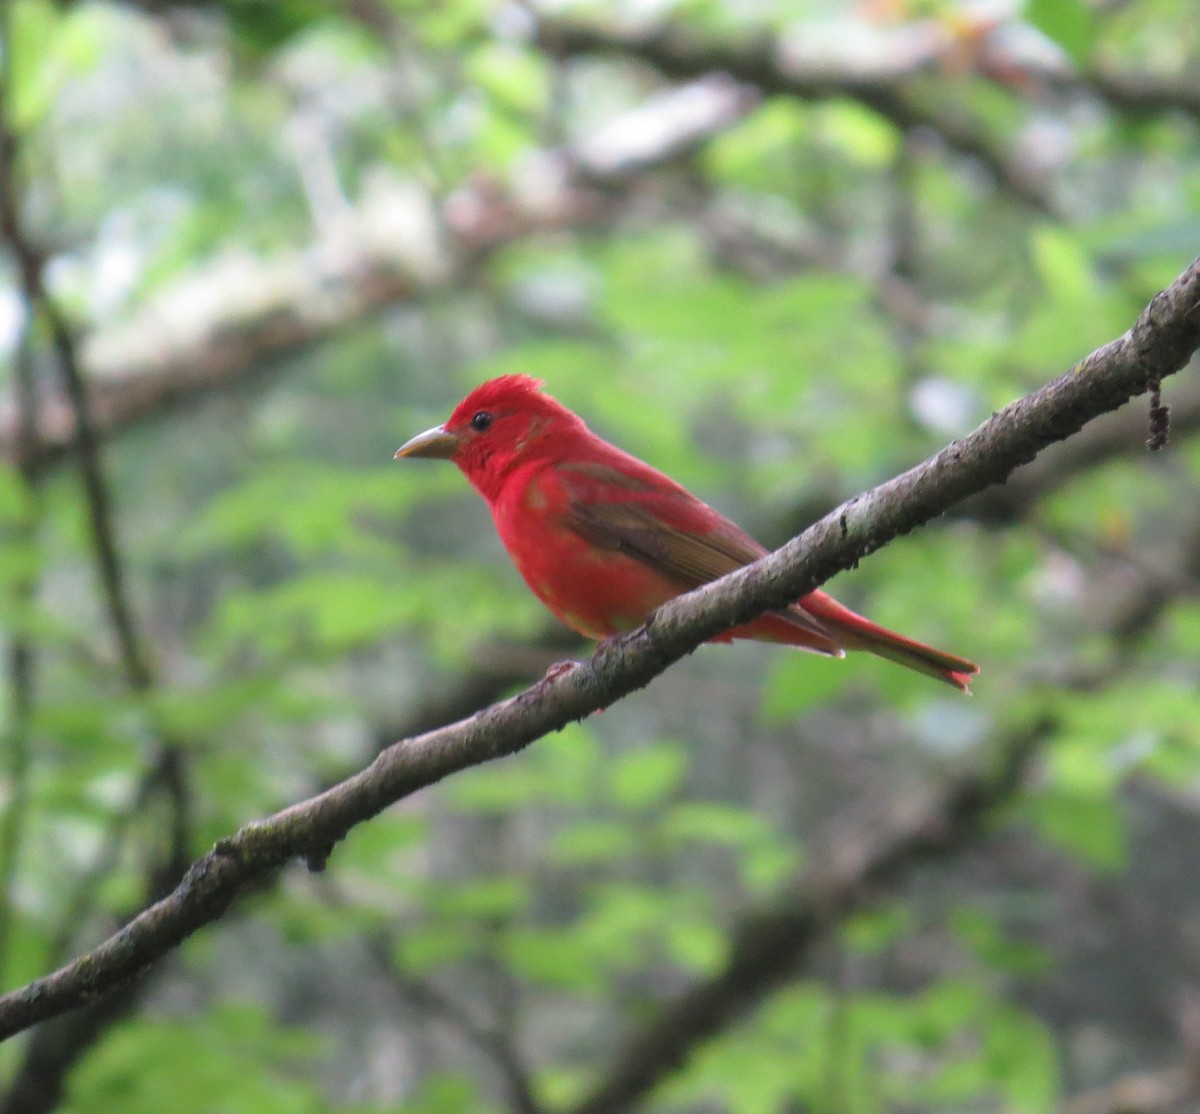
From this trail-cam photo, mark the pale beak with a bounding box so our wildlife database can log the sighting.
[394,425,460,460]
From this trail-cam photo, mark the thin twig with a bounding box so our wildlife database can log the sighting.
[0,76,149,694]
[313,872,545,1114]
[369,941,545,1114]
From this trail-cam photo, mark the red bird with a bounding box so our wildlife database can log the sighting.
[396,376,978,692]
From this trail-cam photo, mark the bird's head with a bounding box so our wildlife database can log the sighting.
[395,375,583,501]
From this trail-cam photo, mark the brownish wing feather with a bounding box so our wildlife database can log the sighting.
[556,460,843,652]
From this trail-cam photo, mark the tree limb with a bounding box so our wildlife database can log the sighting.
[1080,68,1200,121]
[0,252,1196,1043]
[961,372,1200,526]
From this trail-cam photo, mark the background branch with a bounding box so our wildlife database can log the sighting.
[369,945,544,1114]
[0,78,753,471]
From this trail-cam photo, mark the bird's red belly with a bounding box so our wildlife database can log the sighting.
[521,535,676,638]
[494,507,675,640]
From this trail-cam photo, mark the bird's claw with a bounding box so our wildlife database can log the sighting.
[594,634,621,657]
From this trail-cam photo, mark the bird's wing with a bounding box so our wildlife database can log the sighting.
[566,488,764,583]
[555,460,842,649]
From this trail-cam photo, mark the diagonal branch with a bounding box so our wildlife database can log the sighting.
[960,373,1200,526]
[0,252,1197,1043]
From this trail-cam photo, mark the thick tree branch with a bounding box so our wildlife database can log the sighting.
[961,372,1200,525]
[0,252,1195,1041]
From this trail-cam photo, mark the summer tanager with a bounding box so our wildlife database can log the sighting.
[395,375,978,692]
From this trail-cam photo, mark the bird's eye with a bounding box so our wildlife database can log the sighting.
[470,410,494,432]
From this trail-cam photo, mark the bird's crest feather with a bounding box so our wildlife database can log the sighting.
[447,375,554,428]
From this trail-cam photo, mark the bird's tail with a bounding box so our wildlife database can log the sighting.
[798,591,979,693]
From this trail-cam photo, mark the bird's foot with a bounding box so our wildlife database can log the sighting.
[595,634,620,656]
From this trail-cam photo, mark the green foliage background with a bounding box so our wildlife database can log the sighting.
[2,0,1199,1111]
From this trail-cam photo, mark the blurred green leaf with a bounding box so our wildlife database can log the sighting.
[608,739,689,808]
[842,902,914,956]
[662,800,765,847]
[1023,789,1128,872]
[221,0,335,56]
[502,926,606,992]
[761,652,852,718]
[550,818,641,865]
[1027,0,1096,65]
[426,875,528,920]
[949,906,1051,976]
[467,43,548,120]
[664,917,725,973]
[9,0,102,130]
[66,1005,332,1114]
[400,925,475,973]
[403,1073,494,1114]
